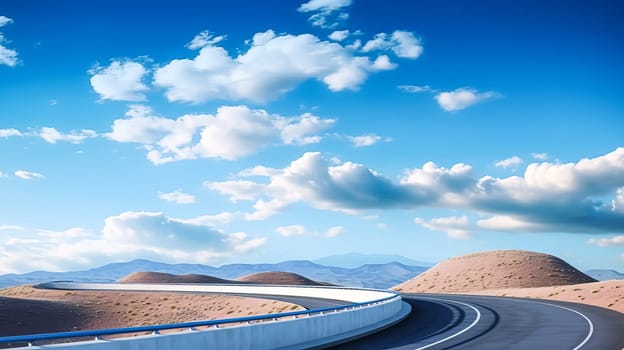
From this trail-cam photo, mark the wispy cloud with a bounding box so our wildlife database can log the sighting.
[275,224,344,238]
[0,128,22,138]
[435,88,499,111]
[297,0,352,29]
[398,85,433,93]
[495,155,523,169]
[0,16,18,67]
[531,152,549,160]
[14,170,45,180]
[38,127,97,144]
[362,31,423,59]
[415,216,471,239]
[588,235,624,247]
[158,190,196,204]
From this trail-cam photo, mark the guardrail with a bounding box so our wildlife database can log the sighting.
[0,282,411,349]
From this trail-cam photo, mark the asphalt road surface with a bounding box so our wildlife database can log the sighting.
[333,293,624,350]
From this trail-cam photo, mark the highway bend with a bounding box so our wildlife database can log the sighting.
[332,293,624,350]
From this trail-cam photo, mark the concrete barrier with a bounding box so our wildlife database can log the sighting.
[5,282,410,349]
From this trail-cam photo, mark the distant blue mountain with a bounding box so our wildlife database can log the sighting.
[0,259,428,289]
[585,269,624,281]
[313,252,434,268]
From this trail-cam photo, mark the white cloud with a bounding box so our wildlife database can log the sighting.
[588,235,624,247]
[612,187,624,213]
[0,211,266,274]
[495,156,523,169]
[0,128,22,137]
[415,216,471,239]
[275,224,343,238]
[435,88,498,111]
[276,224,306,237]
[349,134,381,147]
[89,60,149,101]
[207,148,624,234]
[158,190,196,204]
[186,31,226,49]
[38,127,97,144]
[0,16,18,67]
[362,31,423,59]
[298,0,352,28]
[329,30,350,41]
[531,152,549,160]
[107,105,335,164]
[398,85,433,93]
[14,170,44,180]
[153,30,397,104]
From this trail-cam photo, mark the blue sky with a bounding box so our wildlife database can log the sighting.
[1,0,623,274]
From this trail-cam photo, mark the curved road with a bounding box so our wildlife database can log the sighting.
[334,293,624,350]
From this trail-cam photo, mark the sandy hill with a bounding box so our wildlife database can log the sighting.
[237,271,326,286]
[394,250,596,293]
[119,271,233,284]
[0,285,303,339]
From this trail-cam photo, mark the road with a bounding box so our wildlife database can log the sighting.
[333,293,624,350]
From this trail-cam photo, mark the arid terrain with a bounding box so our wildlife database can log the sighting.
[393,250,624,313]
[0,273,313,338]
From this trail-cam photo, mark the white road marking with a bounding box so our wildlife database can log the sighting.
[464,295,595,350]
[529,300,594,350]
[412,296,482,350]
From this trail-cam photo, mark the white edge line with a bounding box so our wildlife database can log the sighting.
[529,300,594,350]
[412,297,482,350]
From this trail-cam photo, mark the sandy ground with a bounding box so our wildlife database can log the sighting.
[0,285,304,338]
[467,280,624,314]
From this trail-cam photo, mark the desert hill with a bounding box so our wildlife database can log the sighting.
[236,271,327,286]
[119,271,233,284]
[394,250,596,293]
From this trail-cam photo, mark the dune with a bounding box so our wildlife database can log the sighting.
[0,285,304,338]
[393,250,624,314]
[237,271,327,286]
[119,271,234,284]
[393,250,596,293]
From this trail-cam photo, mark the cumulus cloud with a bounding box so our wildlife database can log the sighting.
[38,127,97,144]
[588,235,624,247]
[207,148,624,234]
[298,0,352,28]
[349,134,382,147]
[158,190,196,204]
[14,170,44,180]
[0,128,22,138]
[106,105,335,164]
[329,30,350,41]
[435,88,498,111]
[153,30,398,103]
[275,224,344,238]
[0,211,266,274]
[89,60,149,101]
[0,16,18,67]
[495,156,523,169]
[415,216,471,239]
[362,31,423,59]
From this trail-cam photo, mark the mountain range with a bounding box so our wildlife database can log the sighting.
[0,259,428,289]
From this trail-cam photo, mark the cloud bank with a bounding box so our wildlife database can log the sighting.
[207,148,624,234]
[0,211,266,274]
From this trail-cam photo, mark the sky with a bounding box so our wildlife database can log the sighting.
[0,0,623,274]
